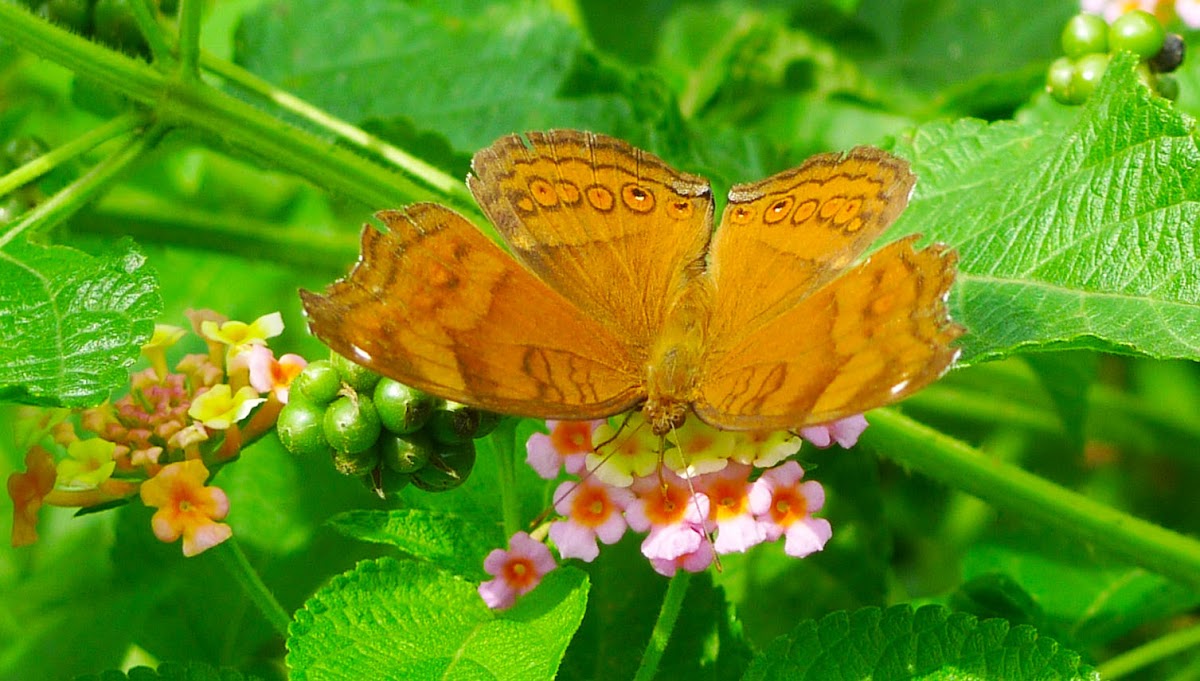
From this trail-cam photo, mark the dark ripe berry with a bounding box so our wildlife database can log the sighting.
[332,446,380,477]
[292,360,341,405]
[1149,34,1185,73]
[1108,10,1165,59]
[330,352,381,393]
[374,378,439,434]
[1046,57,1078,104]
[323,395,382,454]
[410,441,476,492]
[380,431,434,473]
[1071,53,1110,101]
[276,400,331,456]
[1061,13,1108,58]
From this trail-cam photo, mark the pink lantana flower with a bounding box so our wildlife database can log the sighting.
[478,531,557,610]
[625,469,711,562]
[698,462,767,554]
[650,528,716,577]
[548,479,634,562]
[526,420,603,479]
[139,459,232,557]
[240,345,307,404]
[1177,0,1200,25]
[800,414,869,449]
[749,461,832,558]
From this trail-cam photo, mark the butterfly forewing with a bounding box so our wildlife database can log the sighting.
[300,203,644,419]
[706,147,916,351]
[469,130,715,358]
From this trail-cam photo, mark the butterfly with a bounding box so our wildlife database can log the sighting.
[300,130,963,436]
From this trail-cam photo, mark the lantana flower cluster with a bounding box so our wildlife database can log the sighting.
[7,310,305,557]
[1083,0,1200,26]
[478,413,867,609]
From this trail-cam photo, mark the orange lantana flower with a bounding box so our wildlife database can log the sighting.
[7,447,57,547]
[139,459,231,557]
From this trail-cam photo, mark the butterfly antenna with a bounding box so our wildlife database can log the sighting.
[667,422,722,573]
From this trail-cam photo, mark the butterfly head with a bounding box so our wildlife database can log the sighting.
[642,398,689,436]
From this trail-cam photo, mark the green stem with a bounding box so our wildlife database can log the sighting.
[75,197,360,271]
[0,4,449,211]
[0,112,144,199]
[214,537,291,638]
[129,0,174,66]
[199,53,473,210]
[177,0,203,79]
[490,419,522,538]
[860,409,1200,589]
[633,571,692,681]
[0,125,158,249]
[1098,619,1200,679]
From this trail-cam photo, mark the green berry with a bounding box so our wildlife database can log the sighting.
[292,360,342,405]
[1156,75,1179,100]
[1061,13,1108,58]
[380,431,434,473]
[330,351,381,394]
[276,400,331,456]
[410,441,476,492]
[427,402,485,443]
[1046,57,1078,105]
[374,378,439,434]
[1108,10,1165,60]
[332,446,380,477]
[1071,53,1110,101]
[323,395,382,454]
[473,411,503,439]
[1149,33,1185,73]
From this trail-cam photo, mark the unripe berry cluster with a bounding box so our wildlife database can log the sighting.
[277,352,501,497]
[1047,10,1184,105]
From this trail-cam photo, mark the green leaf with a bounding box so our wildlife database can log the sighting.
[743,604,1099,680]
[961,526,1200,646]
[287,558,588,681]
[892,54,1200,365]
[0,238,160,407]
[235,1,637,157]
[326,508,503,580]
[73,661,265,680]
[657,572,754,681]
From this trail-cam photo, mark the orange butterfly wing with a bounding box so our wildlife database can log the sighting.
[468,130,714,359]
[695,236,963,430]
[300,203,643,419]
[706,147,916,348]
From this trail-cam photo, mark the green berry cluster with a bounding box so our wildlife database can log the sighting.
[16,0,179,60]
[276,352,501,497]
[1047,11,1184,105]
[0,137,50,223]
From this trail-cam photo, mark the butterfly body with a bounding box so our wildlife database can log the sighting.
[301,130,963,436]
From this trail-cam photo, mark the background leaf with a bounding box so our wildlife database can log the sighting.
[892,55,1200,365]
[0,238,160,406]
